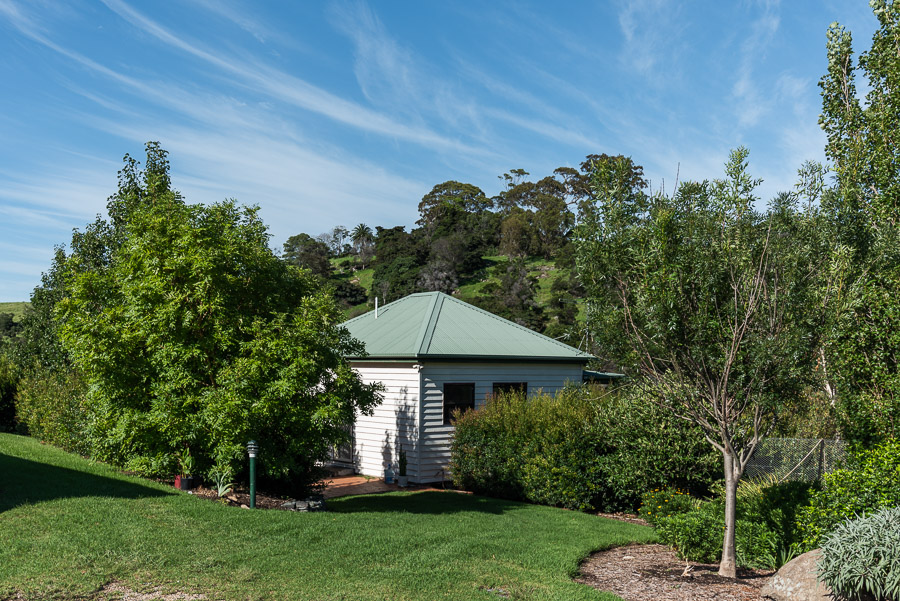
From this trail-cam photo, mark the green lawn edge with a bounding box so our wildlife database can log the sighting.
[0,433,655,600]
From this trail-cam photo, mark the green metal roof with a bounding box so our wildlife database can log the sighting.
[341,291,594,363]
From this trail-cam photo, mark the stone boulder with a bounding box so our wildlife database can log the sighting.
[761,549,831,601]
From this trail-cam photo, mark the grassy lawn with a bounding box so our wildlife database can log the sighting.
[0,434,654,600]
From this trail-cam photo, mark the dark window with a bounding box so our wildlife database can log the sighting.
[492,382,528,396]
[443,383,475,425]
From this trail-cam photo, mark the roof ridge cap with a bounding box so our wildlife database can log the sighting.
[412,292,442,357]
[416,292,445,355]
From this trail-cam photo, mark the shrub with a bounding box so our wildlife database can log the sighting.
[818,506,900,601]
[450,392,531,501]
[0,352,19,433]
[739,477,817,563]
[638,488,695,525]
[656,501,723,563]
[653,477,817,569]
[15,369,91,456]
[797,439,900,550]
[450,384,721,512]
[592,388,721,508]
[735,520,778,569]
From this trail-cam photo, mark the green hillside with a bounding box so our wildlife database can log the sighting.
[332,255,584,327]
[0,302,29,320]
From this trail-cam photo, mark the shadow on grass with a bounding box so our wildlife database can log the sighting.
[0,452,172,513]
[329,490,523,515]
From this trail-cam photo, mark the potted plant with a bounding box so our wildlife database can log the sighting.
[174,447,196,491]
[397,448,408,487]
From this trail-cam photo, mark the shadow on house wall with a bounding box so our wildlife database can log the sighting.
[380,386,418,476]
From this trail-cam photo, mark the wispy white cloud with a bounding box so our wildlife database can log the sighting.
[328,1,615,161]
[96,0,483,157]
[616,0,682,76]
[329,2,421,113]
[82,116,427,236]
[731,1,781,128]
[0,167,113,219]
[184,0,294,48]
[483,108,604,153]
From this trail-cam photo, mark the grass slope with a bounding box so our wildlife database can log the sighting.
[0,302,29,320]
[332,255,581,323]
[0,434,654,600]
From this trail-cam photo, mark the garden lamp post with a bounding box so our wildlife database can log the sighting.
[247,440,258,509]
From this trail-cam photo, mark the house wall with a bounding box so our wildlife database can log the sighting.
[417,361,584,483]
[350,362,421,481]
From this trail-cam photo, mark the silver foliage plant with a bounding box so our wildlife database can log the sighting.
[818,506,900,601]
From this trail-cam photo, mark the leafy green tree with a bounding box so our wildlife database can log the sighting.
[370,226,425,302]
[282,233,334,278]
[575,149,819,578]
[0,314,20,339]
[56,148,381,493]
[372,256,421,303]
[417,181,492,236]
[351,223,373,245]
[0,352,19,433]
[332,280,368,308]
[498,208,536,257]
[817,3,900,444]
[495,169,531,216]
[330,225,350,256]
[474,257,545,331]
[13,143,176,376]
[372,226,421,267]
[525,176,573,259]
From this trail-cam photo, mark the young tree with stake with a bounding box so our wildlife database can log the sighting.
[576,150,819,577]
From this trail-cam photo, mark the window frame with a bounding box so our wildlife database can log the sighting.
[442,382,476,425]
[491,382,528,397]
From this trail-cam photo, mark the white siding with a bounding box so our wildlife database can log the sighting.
[418,362,584,483]
[351,362,421,481]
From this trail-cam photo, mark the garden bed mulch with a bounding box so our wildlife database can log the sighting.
[186,485,288,509]
[576,543,773,601]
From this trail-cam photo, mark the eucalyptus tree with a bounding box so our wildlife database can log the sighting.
[576,150,819,577]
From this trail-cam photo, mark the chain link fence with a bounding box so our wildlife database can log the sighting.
[745,438,848,482]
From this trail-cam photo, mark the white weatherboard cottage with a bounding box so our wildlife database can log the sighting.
[339,291,594,483]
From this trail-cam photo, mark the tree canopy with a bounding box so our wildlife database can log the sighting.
[575,149,820,577]
[53,144,381,492]
[811,2,900,445]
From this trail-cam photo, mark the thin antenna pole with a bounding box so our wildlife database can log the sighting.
[375,297,378,319]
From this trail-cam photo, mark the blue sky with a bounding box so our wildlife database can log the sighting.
[0,1,879,301]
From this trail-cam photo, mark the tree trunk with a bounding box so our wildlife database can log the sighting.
[719,450,739,578]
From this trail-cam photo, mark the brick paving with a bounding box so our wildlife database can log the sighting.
[322,474,466,499]
[322,475,397,498]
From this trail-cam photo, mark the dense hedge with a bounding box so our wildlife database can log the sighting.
[449,385,720,511]
[797,439,900,549]
[14,369,91,456]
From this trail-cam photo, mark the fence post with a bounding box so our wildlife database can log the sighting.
[817,439,825,481]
